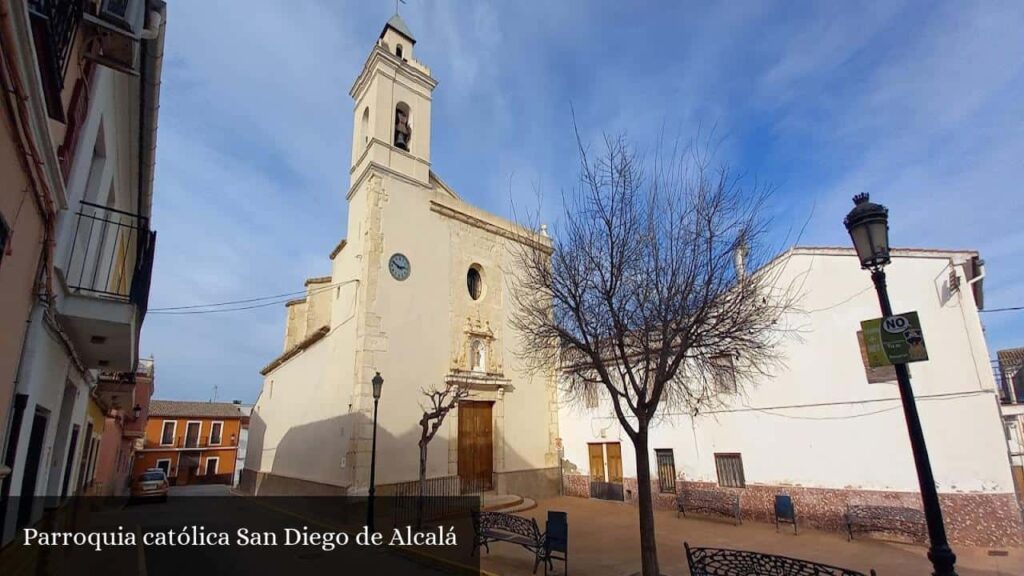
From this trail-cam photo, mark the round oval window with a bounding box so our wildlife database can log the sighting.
[467,266,483,300]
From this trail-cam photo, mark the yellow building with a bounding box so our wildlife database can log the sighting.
[244,16,558,500]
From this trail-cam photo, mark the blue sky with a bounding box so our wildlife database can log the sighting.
[142,1,1024,403]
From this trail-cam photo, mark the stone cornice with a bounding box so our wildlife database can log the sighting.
[429,200,554,255]
[347,160,430,201]
[349,138,431,178]
[329,239,348,260]
[349,46,437,104]
[260,325,330,376]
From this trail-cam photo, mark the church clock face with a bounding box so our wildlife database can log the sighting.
[388,253,411,281]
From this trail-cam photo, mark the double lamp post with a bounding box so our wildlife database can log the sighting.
[844,193,957,576]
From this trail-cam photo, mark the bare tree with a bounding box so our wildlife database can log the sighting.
[417,381,470,526]
[510,129,796,576]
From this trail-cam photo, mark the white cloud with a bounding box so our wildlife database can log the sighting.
[142,1,1024,401]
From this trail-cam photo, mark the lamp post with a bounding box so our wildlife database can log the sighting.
[132,404,142,420]
[367,371,384,533]
[844,193,958,576]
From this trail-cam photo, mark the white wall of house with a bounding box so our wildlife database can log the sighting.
[4,59,140,522]
[559,249,1013,496]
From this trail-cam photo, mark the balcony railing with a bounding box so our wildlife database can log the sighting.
[149,436,238,450]
[64,201,155,317]
[28,0,82,121]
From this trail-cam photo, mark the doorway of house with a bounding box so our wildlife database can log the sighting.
[178,453,199,485]
[458,400,493,493]
[18,409,50,529]
[60,425,80,498]
[46,384,77,500]
[588,442,624,501]
[204,457,218,477]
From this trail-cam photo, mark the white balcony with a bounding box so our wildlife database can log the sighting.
[56,201,155,371]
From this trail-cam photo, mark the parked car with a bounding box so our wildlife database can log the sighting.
[131,469,169,502]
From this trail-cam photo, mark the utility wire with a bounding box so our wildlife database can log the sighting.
[149,279,356,314]
[981,306,1024,313]
[150,287,311,311]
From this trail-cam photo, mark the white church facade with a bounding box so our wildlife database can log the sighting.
[242,16,559,499]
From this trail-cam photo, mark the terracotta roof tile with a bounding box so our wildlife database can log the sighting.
[148,400,242,419]
[998,347,1024,371]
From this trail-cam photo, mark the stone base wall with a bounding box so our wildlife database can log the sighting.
[494,467,560,500]
[563,474,1024,547]
[564,472,590,498]
[240,469,349,496]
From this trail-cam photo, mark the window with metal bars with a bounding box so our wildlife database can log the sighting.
[655,449,676,493]
[714,453,745,488]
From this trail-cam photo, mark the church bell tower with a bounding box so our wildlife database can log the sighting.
[349,14,437,187]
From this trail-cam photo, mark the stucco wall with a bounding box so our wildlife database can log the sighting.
[0,116,45,464]
[559,251,1013,495]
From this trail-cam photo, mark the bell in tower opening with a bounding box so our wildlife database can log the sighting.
[394,104,411,151]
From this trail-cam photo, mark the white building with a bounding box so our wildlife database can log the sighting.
[0,0,166,544]
[243,16,559,499]
[996,347,1024,505]
[558,247,1024,547]
[233,402,252,487]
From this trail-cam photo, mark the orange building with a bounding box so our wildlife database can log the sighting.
[134,401,242,485]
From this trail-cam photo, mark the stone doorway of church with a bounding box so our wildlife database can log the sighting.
[458,400,493,493]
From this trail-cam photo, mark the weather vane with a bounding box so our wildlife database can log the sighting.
[395,0,406,15]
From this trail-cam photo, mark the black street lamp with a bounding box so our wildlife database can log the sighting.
[367,371,384,533]
[844,193,958,576]
[132,404,142,420]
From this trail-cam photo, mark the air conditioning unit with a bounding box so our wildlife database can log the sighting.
[81,0,149,74]
[99,0,145,36]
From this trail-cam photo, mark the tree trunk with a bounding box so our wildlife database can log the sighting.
[418,441,428,528]
[634,431,660,576]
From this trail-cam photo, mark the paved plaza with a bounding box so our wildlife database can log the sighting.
[479,497,1024,576]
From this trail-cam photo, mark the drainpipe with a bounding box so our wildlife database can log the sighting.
[130,2,165,366]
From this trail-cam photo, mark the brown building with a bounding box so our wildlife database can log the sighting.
[134,401,242,486]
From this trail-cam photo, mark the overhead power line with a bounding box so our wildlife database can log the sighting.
[981,306,1024,313]
[148,279,356,315]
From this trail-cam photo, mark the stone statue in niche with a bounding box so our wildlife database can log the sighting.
[394,108,411,151]
[470,338,486,372]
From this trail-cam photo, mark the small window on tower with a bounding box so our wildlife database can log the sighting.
[361,107,370,147]
[396,44,403,58]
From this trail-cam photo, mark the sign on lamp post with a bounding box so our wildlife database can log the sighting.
[860,311,928,368]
